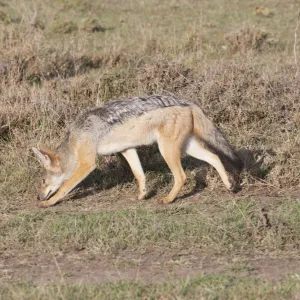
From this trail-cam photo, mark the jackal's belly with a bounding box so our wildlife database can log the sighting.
[97,126,157,155]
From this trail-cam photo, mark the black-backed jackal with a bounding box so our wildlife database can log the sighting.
[32,95,243,207]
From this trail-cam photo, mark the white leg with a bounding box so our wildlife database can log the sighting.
[121,148,147,200]
[185,136,232,189]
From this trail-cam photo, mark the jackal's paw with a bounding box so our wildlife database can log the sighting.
[228,178,242,193]
[228,185,238,193]
[38,201,51,208]
[137,192,147,200]
[158,197,174,204]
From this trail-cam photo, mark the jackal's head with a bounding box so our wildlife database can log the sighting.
[32,146,66,201]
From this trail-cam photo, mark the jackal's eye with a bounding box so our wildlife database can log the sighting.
[42,179,46,184]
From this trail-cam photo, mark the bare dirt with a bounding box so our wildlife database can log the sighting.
[2,246,300,285]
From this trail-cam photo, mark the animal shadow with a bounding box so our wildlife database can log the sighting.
[72,146,274,202]
[72,145,209,201]
[237,147,276,180]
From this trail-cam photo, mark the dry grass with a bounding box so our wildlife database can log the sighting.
[1,57,299,206]
[0,0,299,205]
[224,27,270,54]
[0,0,300,298]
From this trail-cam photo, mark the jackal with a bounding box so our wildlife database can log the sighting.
[32,95,243,207]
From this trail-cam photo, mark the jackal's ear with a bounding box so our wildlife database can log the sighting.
[32,146,60,169]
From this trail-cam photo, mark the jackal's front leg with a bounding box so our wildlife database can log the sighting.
[39,163,96,208]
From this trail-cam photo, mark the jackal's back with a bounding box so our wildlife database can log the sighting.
[74,95,190,131]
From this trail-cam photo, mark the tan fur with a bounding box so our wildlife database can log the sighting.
[36,140,96,207]
[98,107,192,155]
[32,103,241,207]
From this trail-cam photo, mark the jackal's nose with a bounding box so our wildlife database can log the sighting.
[37,194,41,201]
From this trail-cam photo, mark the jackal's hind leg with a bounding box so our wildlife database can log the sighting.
[185,136,232,190]
[121,148,147,200]
[157,137,186,204]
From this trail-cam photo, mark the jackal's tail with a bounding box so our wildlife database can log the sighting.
[191,104,244,173]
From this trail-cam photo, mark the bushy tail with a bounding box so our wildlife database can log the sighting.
[192,104,244,173]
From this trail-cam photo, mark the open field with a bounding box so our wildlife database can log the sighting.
[0,0,300,299]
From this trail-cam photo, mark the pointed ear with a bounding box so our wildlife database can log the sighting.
[32,147,52,168]
[38,145,57,157]
[32,146,60,169]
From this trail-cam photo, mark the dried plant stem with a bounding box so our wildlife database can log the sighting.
[294,13,300,77]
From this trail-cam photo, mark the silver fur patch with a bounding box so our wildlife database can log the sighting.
[76,95,190,129]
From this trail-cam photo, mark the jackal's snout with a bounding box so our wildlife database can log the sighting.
[37,188,52,201]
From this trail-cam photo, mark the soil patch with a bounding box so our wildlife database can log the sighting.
[1,249,299,285]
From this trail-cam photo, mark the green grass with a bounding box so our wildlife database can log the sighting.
[1,199,299,255]
[1,274,300,300]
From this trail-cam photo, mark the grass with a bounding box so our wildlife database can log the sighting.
[1,0,300,298]
[1,274,300,300]
[1,199,299,255]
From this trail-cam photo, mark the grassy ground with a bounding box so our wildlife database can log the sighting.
[0,0,300,299]
[1,200,300,255]
[1,275,300,300]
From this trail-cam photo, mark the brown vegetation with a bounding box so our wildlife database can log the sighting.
[0,0,299,298]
